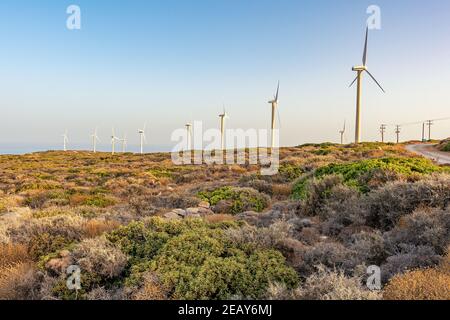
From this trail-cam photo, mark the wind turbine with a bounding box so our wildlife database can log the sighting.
[138,123,147,154]
[268,82,280,149]
[111,128,120,155]
[339,121,346,145]
[90,128,100,153]
[350,27,385,144]
[120,133,127,153]
[185,123,192,151]
[219,107,229,150]
[62,130,69,152]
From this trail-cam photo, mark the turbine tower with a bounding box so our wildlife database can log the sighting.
[219,107,229,151]
[90,128,100,153]
[120,133,127,153]
[339,121,346,145]
[350,27,385,144]
[138,123,147,154]
[111,128,119,155]
[62,130,69,152]
[185,123,192,151]
[268,82,280,149]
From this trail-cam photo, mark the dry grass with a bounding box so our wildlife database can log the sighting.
[0,243,30,268]
[0,262,39,300]
[383,250,450,300]
[383,268,450,300]
[204,214,236,224]
[83,219,121,238]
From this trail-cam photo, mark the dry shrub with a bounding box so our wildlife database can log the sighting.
[132,273,168,300]
[364,174,450,230]
[266,266,381,300]
[224,222,291,250]
[69,194,90,206]
[272,184,292,198]
[83,219,121,238]
[0,243,30,268]
[72,237,127,278]
[298,242,357,277]
[297,266,381,300]
[0,263,41,300]
[204,214,236,224]
[384,207,449,255]
[5,214,86,244]
[383,268,450,300]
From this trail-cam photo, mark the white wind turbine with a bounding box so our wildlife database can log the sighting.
[339,121,346,145]
[62,130,69,152]
[138,123,147,154]
[268,82,280,149]
[219,107,229,151]
[120,133,128,153]
[185,123,192,151]
[111,128,120,155]
[90,128,101,153]
[350,27,385,144]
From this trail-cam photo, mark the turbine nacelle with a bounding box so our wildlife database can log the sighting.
[352,66,367,72]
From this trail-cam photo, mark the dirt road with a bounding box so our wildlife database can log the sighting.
[406,144,450,165]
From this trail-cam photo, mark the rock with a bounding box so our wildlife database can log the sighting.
[198,201,210,209]
[237,210,281,227]
[186,208,200,215]
[172,209,187,217]
[212,200,233,214]
[187,213,202,219]
[164,211,182,220]
[198,208,214,216]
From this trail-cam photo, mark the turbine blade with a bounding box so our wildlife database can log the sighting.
[363,27,368,66]
[275,81,280,102]
[365,70,385,93]
[349,76,358,88]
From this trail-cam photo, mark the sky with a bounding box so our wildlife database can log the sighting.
[0,0,449,153]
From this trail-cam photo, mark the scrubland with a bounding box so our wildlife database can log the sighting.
[0,142,449,300]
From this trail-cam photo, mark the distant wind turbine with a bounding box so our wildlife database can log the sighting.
[62,130,69,152]
[219,107,229,151]
[138,123,147,154]
[90,128,100,153]
[111,128,120,155]
[185,123,192,151]
[350,27,385,144]
[268,82,280,149]
[120,133,127,153]
[339,121,346,145]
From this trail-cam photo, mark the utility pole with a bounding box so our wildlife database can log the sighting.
[422,123,426,142]
[426,120,433,142]
[380,124,386,143]
[395,125,401,144]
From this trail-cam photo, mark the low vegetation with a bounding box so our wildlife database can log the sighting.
[0,142,448,300]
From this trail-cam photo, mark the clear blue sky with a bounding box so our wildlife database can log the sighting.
[1,0,449,152]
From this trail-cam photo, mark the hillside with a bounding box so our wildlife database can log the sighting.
[0,143,449,300]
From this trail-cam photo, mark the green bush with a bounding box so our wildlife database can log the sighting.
[278,164,304,182]
[28,233,73,261]
[110,218,298,300]
[198,187,269,214]
[293,157,447,199]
